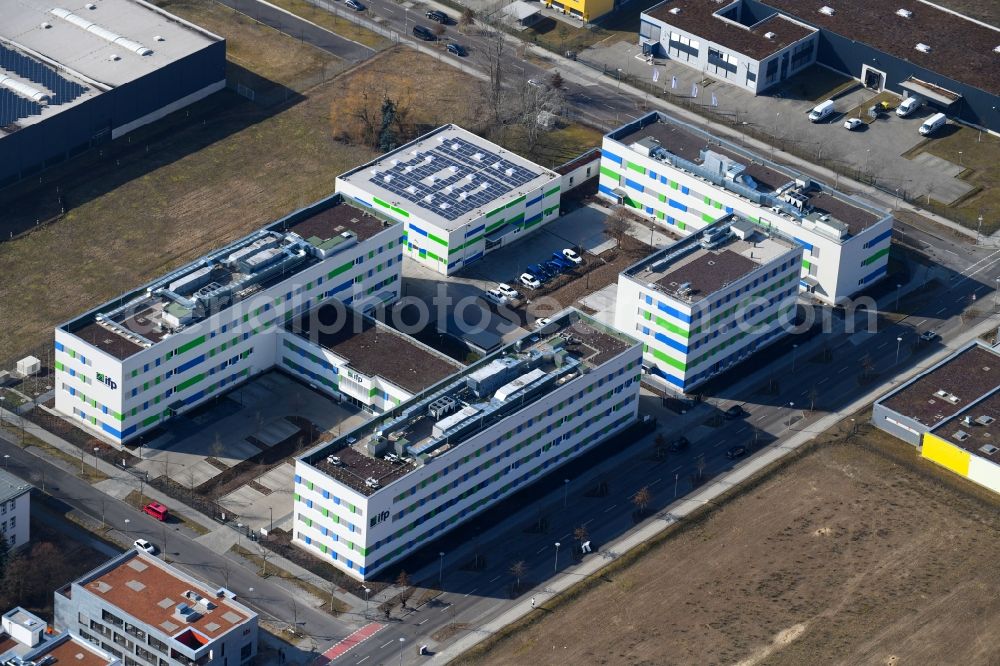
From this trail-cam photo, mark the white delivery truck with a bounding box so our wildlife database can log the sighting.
[919,112,947,136]
[808,99,835,122]
[896,95,924,117]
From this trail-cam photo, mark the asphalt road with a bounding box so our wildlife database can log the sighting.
[0,433,350,663]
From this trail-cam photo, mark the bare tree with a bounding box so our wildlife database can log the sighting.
[478,9,509,124]
[432,23,446,39]
[509,560,526,592]
[695,454,707,482]
[653,433,667,459]
[458,7,475,32]
[631,486,652,517]
[255,541,272,577]
[396,570,411,608]
[574,525,588,543]
[808,385,819,412]
[604,207,632,248]
[549,70,565,91]
[210,433,225,462]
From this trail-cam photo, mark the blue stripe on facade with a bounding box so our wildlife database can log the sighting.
[725,206,734,213]
[185,390,205,404]
[793,236,814,252]
[465,251,484,264]
[598,183,617,197]
[861,265,888,284]
[101,422,122,438]
[656,301,692,323]
[524,213,542,226]
[602,150,623,165]
[55,341,64,351]
[407,222,429,237]
[668,199,687,212]
[465,224,485,237]
[351,196,373,208]
[867,229,893,246]
[654,332,689,353]
[526,194,542,207]
[175,354,205,374]
[648,170,657,180]
[624,178,644,193]
[681,185,689,194]
[331,279,353,294]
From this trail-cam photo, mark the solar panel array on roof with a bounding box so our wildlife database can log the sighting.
[367,136,541,222]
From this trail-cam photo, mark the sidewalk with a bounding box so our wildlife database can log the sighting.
[0,403,369,619]
[433,297,1000,662]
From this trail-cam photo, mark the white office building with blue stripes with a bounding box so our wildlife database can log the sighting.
[335,125,562,276]
[599,112,893,305]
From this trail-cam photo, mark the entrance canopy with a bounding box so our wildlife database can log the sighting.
[900,77,962,107]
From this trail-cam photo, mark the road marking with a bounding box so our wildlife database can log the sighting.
[536,546,547,554]
[464,588,478,597]
[838,367,848,374]
[670,465,682,473]
[877,342,888,350]
[317,623,385,663]
[440,604,452,613]
[818,378,829,385]
[582,518,594,526]
[756,415,766,422]
[603,504,616,513]
[489,575,501,583]
[915,319,927,326]
[936,307,947,315]
[380,641,393,649]
[418,619,428,625]
[357,657,369,664]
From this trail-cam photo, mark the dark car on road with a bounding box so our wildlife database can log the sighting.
[446,43,467,56]
[668,436,690,453]
[412,25,435,40]
[726,445,747,459]
[425,9,450,23]
[723,404,746,420]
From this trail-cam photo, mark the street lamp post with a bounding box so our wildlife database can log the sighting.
[363,586,370,619]
[124,518,130,540]
[269,507,273,533]
[2,455,8,469]
[792,344,798,371]
[237,523,243,551]
[895,336,903,364]
[563,478,570,508]
[674,472,679,498]
[553,542,561,572]
[93,447,99,470]
[438,551,445,585]
[787,402,795,428]
[994,277,999,311]
[895,283,902,311]
[398,637,405,665]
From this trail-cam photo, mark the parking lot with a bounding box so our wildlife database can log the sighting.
[134,372,369,532]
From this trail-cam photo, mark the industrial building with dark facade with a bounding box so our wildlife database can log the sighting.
[640,0,1000,133]
[0,0,226,187]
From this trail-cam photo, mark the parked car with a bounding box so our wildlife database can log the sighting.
[723,404,746,420]
[345,0,365,10]
[527,78,545,89]
[519,272,541,289]
[482,289,508,306]
[529,263,551,280]
[425,9,449,23]
[133,539,156,555]
[896,95,924,117]
[919,112,947,136]
[446,43,467,57]
[143,501,169,521]
[545,259,566,275]
[808,99,835,122]
[668,436,690,453]
[562,248,583,264]
[726,445,747,460]
[843,117,863,131]
[920,330,939,342]
[412,24,435,40]
[549,254,574,270]
[496,283,521,301]
[534,317,551,330]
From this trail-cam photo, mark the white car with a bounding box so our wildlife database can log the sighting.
[345,0,365,9]
[496,283,522,301]
[562,248,583,264]
[133,539,156,555]
[534,317,551,330]
[519,273,541,290]
[527,79,545,89]
[843,117,863,131]
[482,289,508,306]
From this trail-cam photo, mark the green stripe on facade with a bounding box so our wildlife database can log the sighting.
[652,348,686,371]
[802,259,812,270]
[655,316,690,338]
[176,373,205,392]
[506,195,526,208]
[327,260,353,279]
[427,233,448,247]
[544,186,561,197]
[485,218,506,233]
[372,196,391,210]
[701,212,715,223]
[863,247,890,265]
[509,212,525,225]
[486,206,505,218]
[626,161,646,175]
[390,205,410,218]
[175,335,205,355]
[599,165,619,180]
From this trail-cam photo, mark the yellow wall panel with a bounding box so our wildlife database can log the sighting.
[921,433,971,477]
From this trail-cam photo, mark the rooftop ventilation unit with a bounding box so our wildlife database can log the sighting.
[980,444,999,455]
[953,430,970,441]
[962,415,973,426]
[896,8,912,18]
[0,76,51,105]
[994,46,1000,54]
[364,477,380,489]
[915,43,932,53]
[764,32,776,39]
[975,415,995,426]
[326,455,342,466]
[819,6,835,15]
[669,6,681,14]
[40,21,52,28]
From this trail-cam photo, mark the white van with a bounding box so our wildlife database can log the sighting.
[896,95,924,117]
[808,100,835,122]
[919,112,947,136]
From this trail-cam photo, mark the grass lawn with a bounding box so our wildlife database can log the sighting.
[265,0,392,49]
[153,0,344,88]
[912,125,1000,234]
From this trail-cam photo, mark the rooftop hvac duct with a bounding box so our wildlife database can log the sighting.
[0,75,50,104]
[49,8,153,56]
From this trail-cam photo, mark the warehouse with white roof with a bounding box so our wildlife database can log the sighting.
[0,0,225,186]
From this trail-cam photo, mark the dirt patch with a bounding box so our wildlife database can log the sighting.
[462,432,1000,666]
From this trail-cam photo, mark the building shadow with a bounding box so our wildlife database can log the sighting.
[0,62,304,241]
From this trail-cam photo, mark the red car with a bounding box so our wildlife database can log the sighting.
[143,502,169,521]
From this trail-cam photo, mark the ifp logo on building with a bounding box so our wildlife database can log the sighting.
[95,372,118,390]
[369,510,390,528]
